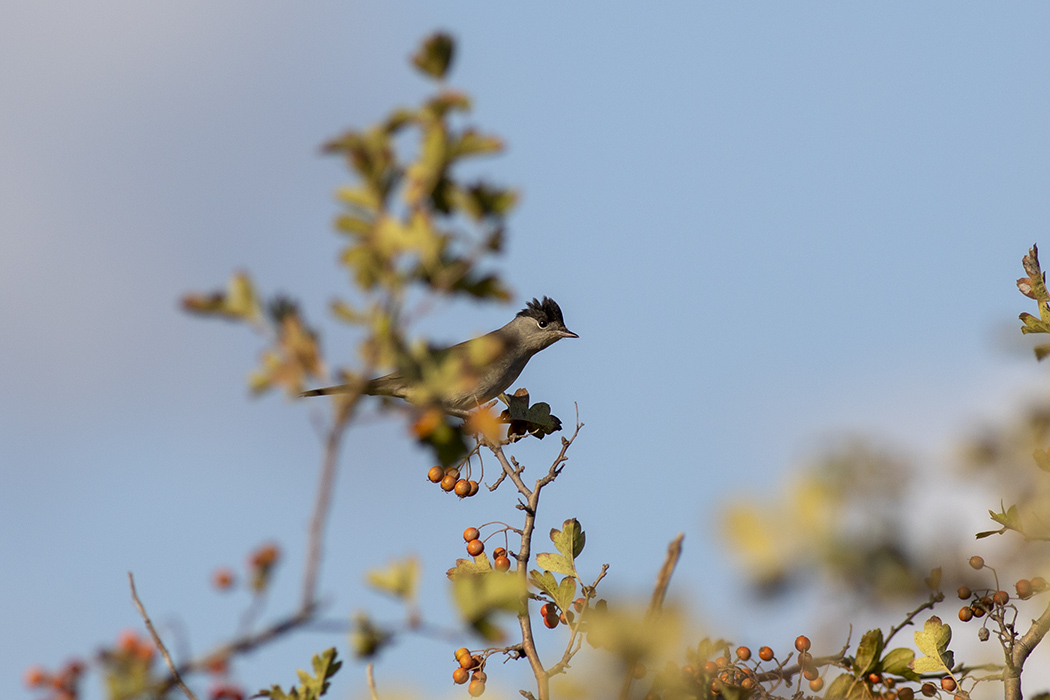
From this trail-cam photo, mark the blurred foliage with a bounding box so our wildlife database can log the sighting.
[257,648,341,700]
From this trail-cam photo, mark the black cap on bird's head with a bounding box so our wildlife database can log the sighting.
[517,297,578,339]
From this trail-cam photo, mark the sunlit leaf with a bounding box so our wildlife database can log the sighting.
[411,32,455,79]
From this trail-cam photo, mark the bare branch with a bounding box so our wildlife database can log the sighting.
[885,592,945,645]
[301,396,358,612]
[367,663,379,700]
[128,572,200,700]
[1005,597,1050,700]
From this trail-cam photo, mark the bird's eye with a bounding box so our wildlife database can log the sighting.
[538,319,548,328]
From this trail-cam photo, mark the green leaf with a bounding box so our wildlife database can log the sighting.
[1034,448,1050,473]
[990,504,1022,531]
[411,32,455,80]
[258,648,342,699]
[881,647,917,677]
[552,518,586,560]
[825,674,855,700]
[854,628,884,675]
[1019,312,1050,335]
[365,557,420,601]
[536,552,576,577]
[451,571,526,641]
[910,616,952,675]
[554,576,578,613]
[529,569,559,599]
[449,129,504,160]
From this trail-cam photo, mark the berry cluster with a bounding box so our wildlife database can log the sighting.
[429,466,480,498]
[461,526,512,572]
[23,659,85,700]
[452,647,487,696]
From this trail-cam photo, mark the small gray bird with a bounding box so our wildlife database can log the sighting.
[302,297,577,410]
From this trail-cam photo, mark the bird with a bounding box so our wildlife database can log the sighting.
[301,297,577,410]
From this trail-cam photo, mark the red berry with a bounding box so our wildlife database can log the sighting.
[212,568,235,591]
[463,527,480,542]
[804,667,819,681]
[1017,579,1034,599]
[494,555,511,572]
[941,677,957,692]
[758,646,774,661]
[810,678,825,692]
[715,656,729,668]
[466,539,484,556]
[958,607,973,622]
[794,635,811,652]
[736,646,751,661]
[23,666,47,688]
[703,660,718,674]
[543,614,559,629]
[492,547,507,559]
[993,590,1010,606]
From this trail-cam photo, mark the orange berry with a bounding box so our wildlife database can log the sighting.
[971,604,986,618]
[957,586,971,600]
[736,646,751,661]
[212,568,235,591]
[794,635,811,652]
[118,629,140,653]
[543,614,559,629]
[560,610,575,625]
[135,642,155,661]
[1032,576,1048,591]
[23,666,47,688]
[468,480,479,496]
[453,667,469,684]
[804,667,819,681]
[1017,579,1034,599]
[454,647,471,661]
[463,527,480,542]
[758,646,774,662]
[898,688,915,700]
[993,590,1010,606]
[941,677,957,692]
[471,670,487,683]
[573,597,586,611]
[428,466,444,483]
[868,673,882,684]
[922,682,937,697]
[492,547,507,559]
[440,474,457,491]
[205,655,229,675]
[454,479,472,497]
[958,607,973,622]
[741,678,755,690]
[810,678,825,692]
[466,539,484,556]
[494,555,511,572]
[468,678,486,697]
[969,556,984,570]
[251,543,279,568]
[459,654,477,670]
[715,656,729,668]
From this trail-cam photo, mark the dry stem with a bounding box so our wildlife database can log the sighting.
[128,572,199,700]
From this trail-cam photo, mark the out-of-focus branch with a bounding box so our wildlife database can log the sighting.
[619,534,685,700]
[128,573,200,700]
[301,396,358,613]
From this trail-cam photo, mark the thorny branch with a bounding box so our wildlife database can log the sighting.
[885,592,946,645]
[485,413,584,700]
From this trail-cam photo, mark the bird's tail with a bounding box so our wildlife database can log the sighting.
[300,379,395,398]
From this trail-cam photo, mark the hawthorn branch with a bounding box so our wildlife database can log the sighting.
[128,573,199,700]
[547,564,609,678]
[1005,597,1050,700]
[885,592,945,645]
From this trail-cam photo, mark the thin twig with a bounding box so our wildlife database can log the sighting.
[647,533,684,618]
[128,573,200,700]
[366,663,380,700]
[885,592,945,645]
[547,565,610,678]
[301,396,357,612]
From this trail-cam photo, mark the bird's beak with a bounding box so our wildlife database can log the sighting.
[560,328,579,339]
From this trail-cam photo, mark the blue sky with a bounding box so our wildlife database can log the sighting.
[4,2,1050,698]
